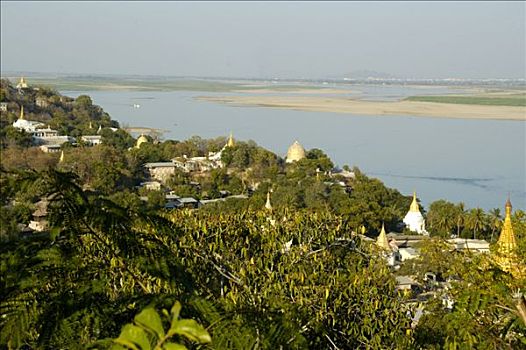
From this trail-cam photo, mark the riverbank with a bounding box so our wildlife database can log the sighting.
[197,95,526,121]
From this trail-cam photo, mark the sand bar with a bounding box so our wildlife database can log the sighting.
[233,88,355,95]
[197,95,526,121]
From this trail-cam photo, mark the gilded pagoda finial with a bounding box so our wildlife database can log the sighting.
[376,223,390,250]
[409,191,420,212]
[494,197,524,279]
[227,132,235,148]
[19,106,25,120]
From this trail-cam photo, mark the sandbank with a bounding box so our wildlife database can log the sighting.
[197,95,526,121]
[233,88,355,95]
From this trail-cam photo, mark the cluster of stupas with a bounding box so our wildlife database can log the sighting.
[10,78,102,151]
[374,195,524,279]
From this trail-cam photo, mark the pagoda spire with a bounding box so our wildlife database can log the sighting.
[376,223,390,250]
[19,106,25,120]
[227,132,235,148]
[59,150,65,163]
[265,190,273,211]
[409,191,420,212]
[494,197,523,278]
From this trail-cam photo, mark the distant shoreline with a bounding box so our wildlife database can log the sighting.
[197,95,526,121]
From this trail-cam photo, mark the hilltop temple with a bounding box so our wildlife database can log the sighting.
[16,77,28,90]
[403,192,428,235]
[12,106,44,132]
[494,198,524,279]
[286,140,306,163]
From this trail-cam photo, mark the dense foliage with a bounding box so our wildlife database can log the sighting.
[2,83,525,349]
[1,169,415,349]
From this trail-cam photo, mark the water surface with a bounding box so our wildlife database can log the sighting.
[64,88,526,211]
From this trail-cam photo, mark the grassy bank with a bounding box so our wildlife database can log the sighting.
[405,95,526,107]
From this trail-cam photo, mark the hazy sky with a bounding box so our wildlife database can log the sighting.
[1,1,525,79]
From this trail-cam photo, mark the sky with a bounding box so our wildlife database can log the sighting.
[1,1,525,79]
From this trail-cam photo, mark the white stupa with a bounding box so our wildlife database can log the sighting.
[265,190,273,211]
[12,106,44,132]
[403,192,428,235]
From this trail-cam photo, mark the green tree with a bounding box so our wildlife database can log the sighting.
[465,208,488,240]
[454,202,466,237]
[488,208,503,242]
[426,200,457,237]
[75,95,93,108]
[3,126,33,148]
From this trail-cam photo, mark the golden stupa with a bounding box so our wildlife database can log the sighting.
[59,150,65,163]
[494,198,524,279]
[19,106,25,120]
[286,140,306,163]
[135,134,149,149]
[227,132,235,148]
[409,191,420,212]
[376,223,390,250]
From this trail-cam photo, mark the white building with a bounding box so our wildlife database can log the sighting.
[32,127,59,138]
[12,106,44,132]
[403,192,428,235]
[33,135,75,146]
[39,144,61,153]
[81,135,102,146]
[139,181,162,191]
[448,238,490,253]
[144,162,177,183]
[12,106,75,146]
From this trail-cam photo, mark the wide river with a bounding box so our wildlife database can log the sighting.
[63,86,526,212]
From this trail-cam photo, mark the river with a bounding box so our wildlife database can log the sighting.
[63,86,526,212]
